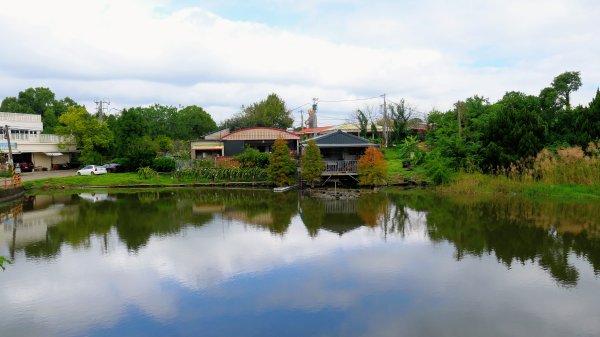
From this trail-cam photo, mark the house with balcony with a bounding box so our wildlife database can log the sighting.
[0,112,76,170]
[301,130,377,177]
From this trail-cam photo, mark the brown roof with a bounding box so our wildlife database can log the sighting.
[221,127,299,141]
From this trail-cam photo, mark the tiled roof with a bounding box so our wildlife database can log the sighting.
[221,127,300,140]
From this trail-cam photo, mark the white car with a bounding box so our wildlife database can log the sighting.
[77,165,108,175]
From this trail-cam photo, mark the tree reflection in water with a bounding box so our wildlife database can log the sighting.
[1,189,599,287]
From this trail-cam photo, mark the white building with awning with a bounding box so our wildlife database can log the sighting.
[0,112,76,170]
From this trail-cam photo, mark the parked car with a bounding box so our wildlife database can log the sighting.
[18,162,34,172]
[101,163,123,173]
[76,165,108,175]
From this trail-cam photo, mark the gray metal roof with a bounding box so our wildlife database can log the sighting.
[302,130,375,147]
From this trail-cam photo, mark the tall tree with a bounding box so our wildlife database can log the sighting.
[1,87,80,132]
[223,93,293,131]
[480,92,546,169]
[388,99,412,144]
[169,105,217,140]
[268,138,296,187]
[301,140,324,188]
[551,71,582,110]
[55,106,113,164]
[356,109,368,137]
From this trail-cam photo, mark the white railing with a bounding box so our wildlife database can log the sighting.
[2,133,74,144]
[0,112,42,123]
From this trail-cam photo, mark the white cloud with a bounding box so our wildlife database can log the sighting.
[0,0,598,125]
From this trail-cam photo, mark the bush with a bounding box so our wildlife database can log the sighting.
[236,147,270,168]
[424,151,454,185]
[152,157,176,172]
[193,159,214,168]
[138,166,158,179]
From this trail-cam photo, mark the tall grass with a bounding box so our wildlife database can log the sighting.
[533,142,600,185]
[437,142,600,198]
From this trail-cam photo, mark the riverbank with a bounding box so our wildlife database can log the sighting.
[22,170,600,201]
[392,172,600,201]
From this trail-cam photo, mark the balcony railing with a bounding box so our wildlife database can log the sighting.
[323,160,358,173]
[2,133,74,144]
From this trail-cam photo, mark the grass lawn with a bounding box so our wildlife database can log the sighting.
[23,172,207,190]
[382,147,427,183]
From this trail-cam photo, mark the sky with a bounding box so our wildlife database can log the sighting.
[0,0,598,127]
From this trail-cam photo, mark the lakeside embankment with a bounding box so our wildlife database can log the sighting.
[21,171,600,201]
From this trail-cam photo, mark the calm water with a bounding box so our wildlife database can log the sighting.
[1,189,599,337]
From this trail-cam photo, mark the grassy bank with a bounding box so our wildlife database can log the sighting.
[431,172,600,200]
[22,172,269,191]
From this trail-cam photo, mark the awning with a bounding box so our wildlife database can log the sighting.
[45,152,63,156]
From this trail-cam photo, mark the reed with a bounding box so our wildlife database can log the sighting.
[533,142,600,186]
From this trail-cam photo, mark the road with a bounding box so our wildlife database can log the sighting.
[19,169,78,181]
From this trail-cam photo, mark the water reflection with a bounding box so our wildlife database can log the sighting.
[0,190,599,336]
[1,190,599,288]
[391,194,600,287]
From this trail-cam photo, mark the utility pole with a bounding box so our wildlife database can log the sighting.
[4,125,14,170]
[312,98,318,137]
[455,101,465,139]
[94,98,110,123]
[382,94,388,147]
[300,110,304,130]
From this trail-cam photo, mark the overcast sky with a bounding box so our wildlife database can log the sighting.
[1,0,598,126]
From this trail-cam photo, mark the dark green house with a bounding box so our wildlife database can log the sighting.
[301,130,377,175]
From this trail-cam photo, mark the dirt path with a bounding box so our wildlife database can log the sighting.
[19,169,78,181]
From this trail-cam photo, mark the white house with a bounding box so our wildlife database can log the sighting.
[0,112,76,170]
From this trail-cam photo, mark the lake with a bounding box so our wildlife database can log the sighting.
[1,189,599,337]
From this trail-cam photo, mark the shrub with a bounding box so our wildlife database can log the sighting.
[357,146,388,187]
[424,150,453,185]
[193,159,214,168]
[236,147,270,168]
[397,135,425,166]
[138,166,158,180]
[152,157,176,172]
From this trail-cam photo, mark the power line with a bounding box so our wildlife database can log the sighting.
[319,95,382,103]
[288,102,312,112]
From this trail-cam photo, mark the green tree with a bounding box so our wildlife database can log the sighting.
[223,93,293,131]
[301,140,324,187]
[114,107,149,157]
[268,138,296,186]
[357,146,388,187]
[55,106,113,165]
[155,135,174,155]
[389,99,412,144]
[480,92,546,169]
[552,71,582,110]
[1,87,80,132]
[125,136,159,169]
[169,105,217,140]
[356,109,368,137]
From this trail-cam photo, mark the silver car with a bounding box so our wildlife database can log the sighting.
[76,165,108,175]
